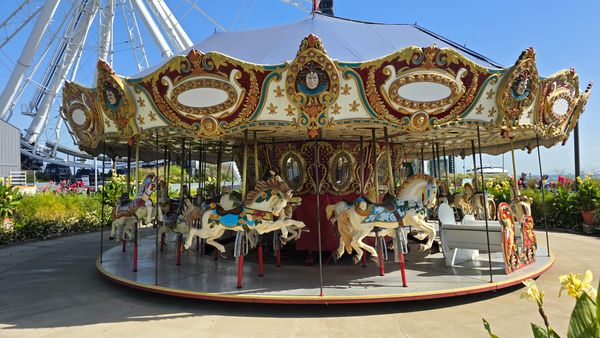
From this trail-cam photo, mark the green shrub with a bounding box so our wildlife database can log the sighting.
[0,178,23,219]
[1,192,105,245]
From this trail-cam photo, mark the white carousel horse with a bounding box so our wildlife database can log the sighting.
[463,182,496,220]
[330,174,439,264]
[183,176,304,254]
[279,196,306,243]
[109,173,158,241]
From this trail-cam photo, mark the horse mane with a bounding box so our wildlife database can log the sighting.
[396,174,435,192]
[463,182,474,196]
[244,176,291,205]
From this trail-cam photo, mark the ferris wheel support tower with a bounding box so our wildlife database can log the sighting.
[0,0,197,158]
[0,0,60,121]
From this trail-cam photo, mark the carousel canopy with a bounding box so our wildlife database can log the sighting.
[61,12,591,161]
[137,12,501,76]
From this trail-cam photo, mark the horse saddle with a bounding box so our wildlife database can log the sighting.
[115,199,146,218]
[365,193,397,212]
[214,204,244,216]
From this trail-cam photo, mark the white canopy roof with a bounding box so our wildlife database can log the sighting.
[134,13,501,77]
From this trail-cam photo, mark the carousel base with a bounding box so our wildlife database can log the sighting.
[97,235,553,304]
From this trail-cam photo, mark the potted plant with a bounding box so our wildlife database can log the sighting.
[0,177,23,229]
[576,175,599,232]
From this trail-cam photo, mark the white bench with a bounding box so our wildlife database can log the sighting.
[439,203,512,266]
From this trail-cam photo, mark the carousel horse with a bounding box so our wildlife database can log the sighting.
[331,174,439,264]
[279,196,306,243]
[109,172,158,241]
[509,180,532,222]
[157,180,171,215]
[183,176,304,254]
[463,182,496,220]
[158,198,205,242]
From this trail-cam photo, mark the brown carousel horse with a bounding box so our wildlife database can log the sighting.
[463,182,496,220]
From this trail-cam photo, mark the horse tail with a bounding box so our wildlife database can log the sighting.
[337,211,353,254]
[325,205,336,220]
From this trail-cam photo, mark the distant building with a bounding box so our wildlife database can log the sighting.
[0,119,21,178]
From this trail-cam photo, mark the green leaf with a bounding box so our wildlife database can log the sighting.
[531,324,562,338]
[596,280,599,337]
[567,294,598,338]
[483,318,500,338]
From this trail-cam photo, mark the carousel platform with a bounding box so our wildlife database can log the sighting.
[97,235,553,304]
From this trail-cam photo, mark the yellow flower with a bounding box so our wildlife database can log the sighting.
[559,270,595,299]
[521,279,544,306]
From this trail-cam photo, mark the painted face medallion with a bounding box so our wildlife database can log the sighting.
[296,61,329,95]
[511,73,531,100]
[305,71,319,90]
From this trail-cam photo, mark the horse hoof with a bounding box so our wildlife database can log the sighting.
[279,237,287,246]
[219,252,230,260]
[109,236,114,241]
[353,256,361,264]
[370,256,380,266]
[418,244,427,252]
[182,246,188,252]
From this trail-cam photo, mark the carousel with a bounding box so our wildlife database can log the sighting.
[61,9,591,304]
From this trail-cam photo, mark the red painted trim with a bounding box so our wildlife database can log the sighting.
[98,256,554,305]
[133,243,138,272]
[258,245,264,277]
[399,252,407,287]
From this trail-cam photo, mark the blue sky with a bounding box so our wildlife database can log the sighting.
[1,0,597,175]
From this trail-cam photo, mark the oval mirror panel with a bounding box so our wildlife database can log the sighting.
[377,155,389,186]
[177,88,229,108]
[332,153,351,189]
[397,82,452,103]
[552,98,569,116]
[283,153,303,190]
[72,109,86,126]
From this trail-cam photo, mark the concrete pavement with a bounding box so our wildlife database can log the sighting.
[0,230,598,337]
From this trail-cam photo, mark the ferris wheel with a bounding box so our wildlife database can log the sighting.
[0,0,219,166]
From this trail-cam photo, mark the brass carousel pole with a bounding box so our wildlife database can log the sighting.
[314,136,324,297]
[135,136,140,195]
[133,135,140,273]
[470,140,479,191]
[216,142,223,197]
[359,136,365,195]
[155,131,160,285]
[420,145,424,175]
[126,142,131,195]
[384,127,395,193]
[166,149,171,187]
[195,143,202,252]
[254,131,264,277]
[443,146,450,192]
[535,134,550,256]
[371,128,385,276]
[436,143,442,181]
[477,126,494,283]
[124,141,131,253]
[452,150,457,192]
[510,137,519,195]
[176,138,185,266]
[100,137,106,263]
[431,142,436,178]
[237,130,249,289]
[133,137,141,272]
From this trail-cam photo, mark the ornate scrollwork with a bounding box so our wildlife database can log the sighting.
[286,34,340,138]
[62,81,103,148]
[496,48,540,128]
[97,60,137,139]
